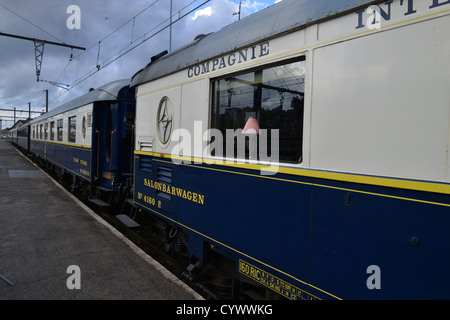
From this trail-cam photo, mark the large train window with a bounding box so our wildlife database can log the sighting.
[210,57,305,163]
[50,121,55,141]
[82,116,86,140]
[44,123,48,140]
[57,119,63,141]
[68,116,76,143]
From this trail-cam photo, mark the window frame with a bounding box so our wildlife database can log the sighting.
[44,122,48,140]
[68,116,76,143]
[82,116,86,141]
[50,121,55,141]
[209,56,306,164]
[57,119,63,142]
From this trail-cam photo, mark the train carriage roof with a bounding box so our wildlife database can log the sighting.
[27,79,130,126]
[131,0,379,86]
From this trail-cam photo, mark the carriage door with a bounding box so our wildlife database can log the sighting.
[96,102,118,190]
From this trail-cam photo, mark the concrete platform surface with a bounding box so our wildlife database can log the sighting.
[0,139,202,300]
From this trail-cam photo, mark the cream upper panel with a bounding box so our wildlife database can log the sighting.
[135,0,450,183]
[310,14,450,182]
[31,103,93,148]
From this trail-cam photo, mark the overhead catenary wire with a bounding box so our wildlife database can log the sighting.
[0,3,85,83]
[21,0,161,104]
[0,3,65,44]
[59,0,201,76]
[50,0,211,105]
[0,88,49,126]
[0,90,45,107]
[68,0,162,62]
[53,0,177,98]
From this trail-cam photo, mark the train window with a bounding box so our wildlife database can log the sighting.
[44,123,48,140]
[57,119,63,141]
[82,116,86,140]
[87,113,92,127]
[32,126,35,139]
[68,116,76,143]
[210,58,305,163]
[50,121,55,140]
[40,124,43,140]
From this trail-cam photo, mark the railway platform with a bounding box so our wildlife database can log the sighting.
[0,139,203,300]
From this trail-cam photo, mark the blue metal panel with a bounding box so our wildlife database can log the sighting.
[133,155,315,298]
[17,126,29,150]
[134,155,179,221]
[308,180,450,299]
[133,154,450,300]
[91,85,135,191]
[30,140,92,182]
[178,163,311,277]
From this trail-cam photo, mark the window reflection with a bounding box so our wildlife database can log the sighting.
[211,58,305,163]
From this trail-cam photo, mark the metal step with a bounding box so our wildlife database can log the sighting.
[95,186,113,193]
[88,198,110,207]
[115,214,141,228]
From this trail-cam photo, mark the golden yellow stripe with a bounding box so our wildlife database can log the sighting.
[31,138,91,150]
[135,151,450,198]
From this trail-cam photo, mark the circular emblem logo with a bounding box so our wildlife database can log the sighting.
[157,97,173,145]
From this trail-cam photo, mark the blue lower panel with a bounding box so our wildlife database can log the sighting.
[17,136,28,150]
[31,140,92,182]
[134,154,450,300]
[308,182,450,299]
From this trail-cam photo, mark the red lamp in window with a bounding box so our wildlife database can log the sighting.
[242,116,260,159]
[242,116,260,134]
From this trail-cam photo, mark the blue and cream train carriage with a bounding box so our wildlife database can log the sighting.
[7,120,30,150]
[130,0,450,299]
[24,79,135,191]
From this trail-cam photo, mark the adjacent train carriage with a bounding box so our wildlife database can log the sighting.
[16,122,30,151]
[131,0,450,299]
[28,79,135,191]
[7,119,29,149]
[7,126,18,146]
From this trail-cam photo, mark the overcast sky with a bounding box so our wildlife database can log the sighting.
[0,0,281,128]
